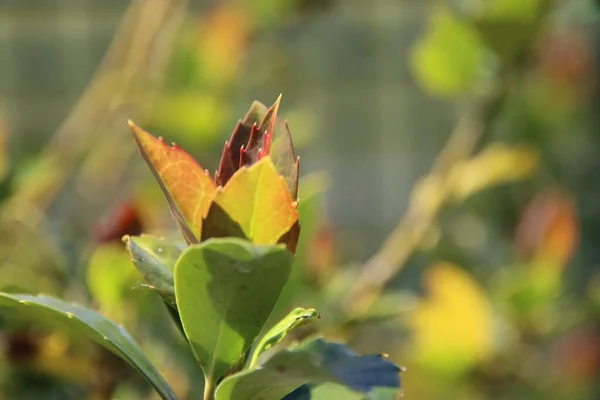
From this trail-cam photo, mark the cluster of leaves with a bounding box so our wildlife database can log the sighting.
[0,98,402,400]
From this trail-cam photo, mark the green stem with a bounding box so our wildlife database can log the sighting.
[204,376,216,400]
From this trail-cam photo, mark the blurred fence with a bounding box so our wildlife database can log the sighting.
[0,0,455,257]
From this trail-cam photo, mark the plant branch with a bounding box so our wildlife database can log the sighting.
[341,0,558,320]
[342,79,508,319]
[204,376,216,400]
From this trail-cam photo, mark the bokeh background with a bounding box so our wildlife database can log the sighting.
[1,0,600,399]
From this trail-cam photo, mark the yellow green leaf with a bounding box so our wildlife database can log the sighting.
[411,6,485,97]
[214,156,298,245]
[153,92,227,142]
[129,120,217,242]
[86,243,138,322]
[476,0,547,61]
[484,0,546,22]
[448,143,538,201]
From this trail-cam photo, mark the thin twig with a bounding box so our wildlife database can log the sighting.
[341,0,558,319]
[342,84,506,318]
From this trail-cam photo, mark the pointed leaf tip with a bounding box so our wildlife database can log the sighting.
[216,98,298,199]
[129,121,217,243]
[259,94,282,130]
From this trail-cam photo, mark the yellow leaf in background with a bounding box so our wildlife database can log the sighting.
[449,143,538,201]
[410,6,485,97]
[409,262,494,374]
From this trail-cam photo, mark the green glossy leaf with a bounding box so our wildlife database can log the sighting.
[0,292,176,400]
[174,238,293,383]
[215,338,401,400]
[124,235,186,309]
[248,307,320,368]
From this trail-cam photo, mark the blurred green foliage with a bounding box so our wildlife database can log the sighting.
[0,0,600,399]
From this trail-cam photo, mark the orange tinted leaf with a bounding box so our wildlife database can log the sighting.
[551,328,600,383]
[410,262,493,374]
[214,156,298,245]
[515,188,578,267]
[129,120,217,243]
[197,2,249,87]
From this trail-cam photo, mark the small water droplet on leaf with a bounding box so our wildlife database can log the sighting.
[235,263,251,274]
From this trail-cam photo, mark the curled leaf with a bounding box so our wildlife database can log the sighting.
[124,235,185,309]
[248,307,320,368]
